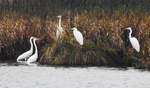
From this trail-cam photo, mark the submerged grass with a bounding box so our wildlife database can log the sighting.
[0,0,150,69]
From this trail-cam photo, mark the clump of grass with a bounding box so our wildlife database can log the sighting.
[39,10,150,67]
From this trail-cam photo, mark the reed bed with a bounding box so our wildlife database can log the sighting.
[0,0,150,68]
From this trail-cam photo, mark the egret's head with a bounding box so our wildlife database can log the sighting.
[32,37,40,41]
[126,27,132,31]
[57,15,62,18]
[30,36,35,41]
[71,27,77,31]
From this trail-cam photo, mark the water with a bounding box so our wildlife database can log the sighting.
[0,64,150,88]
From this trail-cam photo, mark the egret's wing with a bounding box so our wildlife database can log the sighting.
[73,30,84,45]
[130,37,140,52]
[56,30,60,39]
[56,26,64,39]
[27,54,38,64]
[59,27,64,32]
[17,50,32,62]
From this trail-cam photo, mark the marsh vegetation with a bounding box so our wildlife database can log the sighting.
[0,0,150,69]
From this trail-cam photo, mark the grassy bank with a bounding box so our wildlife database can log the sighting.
[0,0,150,69]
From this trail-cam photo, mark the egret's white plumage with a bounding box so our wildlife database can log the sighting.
[56,15,64,39]
[126,27,140,52]
[56,26,63,39]
[27,37,39,65]
[72,27,84,45]
[17,37,34,62]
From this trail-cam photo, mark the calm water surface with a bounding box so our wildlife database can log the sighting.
[0,63,150,88]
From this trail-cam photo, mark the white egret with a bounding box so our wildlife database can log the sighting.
[17,37,34,63]
[126,27,140,52]
[27,37,39,65]
[56,15,64,39]
[71,27,84,45]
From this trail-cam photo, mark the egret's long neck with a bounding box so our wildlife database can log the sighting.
[33,40,38,56]
[129,29,132,38]
[30,38,33,51]
[58,17,61,27]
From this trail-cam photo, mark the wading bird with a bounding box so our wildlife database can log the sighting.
[126,27,140,52]
[56,15,64,39]
[17,37,34,62]
[27,37,39,65]
[71,27,84,45]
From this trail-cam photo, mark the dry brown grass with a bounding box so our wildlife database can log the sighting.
[0,9,150,68]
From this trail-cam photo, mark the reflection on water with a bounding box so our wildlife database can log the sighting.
[0,63,150,88]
